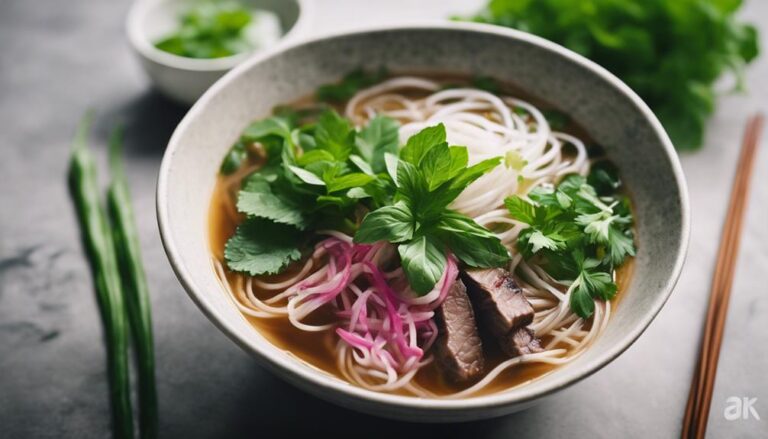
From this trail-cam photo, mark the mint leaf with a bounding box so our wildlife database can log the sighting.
[326,172,375,193]
[449,157,502,190]
[384,152,399,184]
[355,115,400,173]
[400,123,446,165]
[348,154,375,176]
[315,110,354,161]
[296,149,335,166]
[242,116,293,143]
[224,218,304,276]
[355,202,414,243]
[436,212,510,267]
[447,146,469,179]
[420,142,453,190]
[395,159,429,206]
[288,165,325,186]
[398,235,446,295]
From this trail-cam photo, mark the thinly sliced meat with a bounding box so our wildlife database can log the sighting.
[434,279,485,382]
[502,327,543,357]
[460,268,534,337]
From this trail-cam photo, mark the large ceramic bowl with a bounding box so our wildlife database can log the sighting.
[157,23,689,421]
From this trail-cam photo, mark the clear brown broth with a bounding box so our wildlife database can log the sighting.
[207,74,635,396]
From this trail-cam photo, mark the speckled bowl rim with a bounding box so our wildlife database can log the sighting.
[126,0,312,72]
[157,22,690,413]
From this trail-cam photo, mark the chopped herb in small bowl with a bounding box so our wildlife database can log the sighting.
[154,1,282,59]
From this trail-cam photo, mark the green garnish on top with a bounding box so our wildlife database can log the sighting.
[155,1,255,59]
[466,0,760,150]
[221,109,510,294]
[505,163,635,318]
[355,123,509,294]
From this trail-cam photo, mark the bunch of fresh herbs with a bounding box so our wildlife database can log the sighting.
[466,0,759,150]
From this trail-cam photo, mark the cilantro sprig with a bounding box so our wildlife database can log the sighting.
[506,167,635,318]
[354,123,509,294]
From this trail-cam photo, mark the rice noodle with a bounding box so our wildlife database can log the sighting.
[217,76,612,397]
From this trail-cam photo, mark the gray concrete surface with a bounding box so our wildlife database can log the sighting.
[1,0,766,437]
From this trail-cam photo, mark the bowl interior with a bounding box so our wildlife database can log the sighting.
[133,0,304,69]
[158,25,688,420]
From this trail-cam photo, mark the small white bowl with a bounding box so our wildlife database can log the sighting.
[127,0,310,105]
[158,23,689,421]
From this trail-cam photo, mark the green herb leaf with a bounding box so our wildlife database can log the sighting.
[236,177,308,229]
[242,116,294,143]
[220,141,247,175]
[348,154,375,176]
[326,172,375,193]
[224,218,304,276]
[400,124,446,165]
[504,196,536,224]
[449,157,502,190]
[355,115,400,173]
[288,165,325,186]
[420,142,453,190]
[569,277,596,319]
[355,202,415,243]
[297,149,335,166]
[398,235,446,295]
[436,212,510,267]
[315,110,354,161]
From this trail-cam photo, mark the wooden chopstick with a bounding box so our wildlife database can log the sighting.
[686,115,759,434]
[682,114,764,439]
